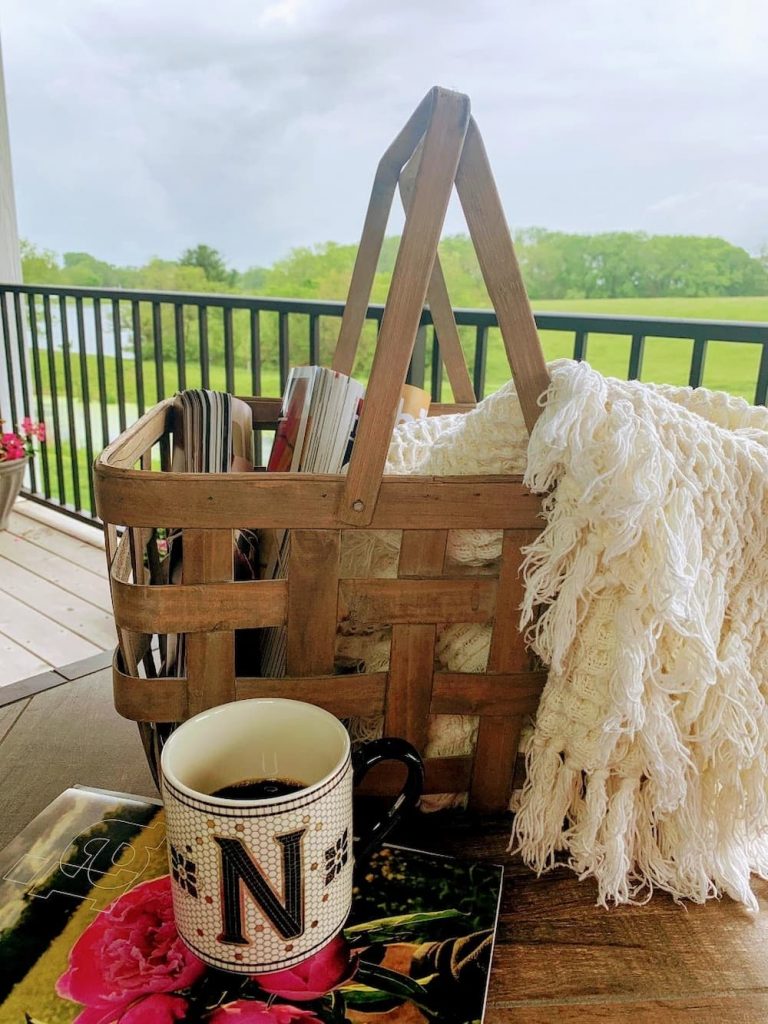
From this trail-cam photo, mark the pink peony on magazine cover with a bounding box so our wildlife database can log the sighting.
[0,787,503,1024]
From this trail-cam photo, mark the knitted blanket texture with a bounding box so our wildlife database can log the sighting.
[385,359,768,908]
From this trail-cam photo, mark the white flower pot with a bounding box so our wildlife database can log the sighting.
[0,457,28,529]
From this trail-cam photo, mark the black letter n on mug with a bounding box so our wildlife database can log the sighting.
[214,829,306,944]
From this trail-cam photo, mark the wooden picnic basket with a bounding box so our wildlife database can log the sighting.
[94,87,551,813]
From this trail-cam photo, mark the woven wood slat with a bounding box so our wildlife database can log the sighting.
[384,531,447,750]
[113,665,547,725]
[95,473,543,531]
[470,530,538,812]
[110,576,288,634]
[183,529,236,717]
[286,530,341,675]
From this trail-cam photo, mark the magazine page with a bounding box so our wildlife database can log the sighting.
[292,366,321,472]
[0,787,502,1024]
[332,379,366,471]
[231,396,255,472]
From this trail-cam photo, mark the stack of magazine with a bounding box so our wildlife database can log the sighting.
[171,388,254,474]
[0,787,502,1023]
[267,366,365,474]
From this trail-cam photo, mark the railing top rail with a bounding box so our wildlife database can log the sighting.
[0,283,367,317]
[1,281,767,342]
[531,312,768,342]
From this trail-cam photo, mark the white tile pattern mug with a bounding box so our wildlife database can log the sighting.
[160,698,423,973]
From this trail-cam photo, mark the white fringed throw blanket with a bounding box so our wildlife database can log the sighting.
[358,359,768,908]
[516,360,768,909]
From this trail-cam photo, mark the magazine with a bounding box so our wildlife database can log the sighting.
[163,390,259,678]
[171,390,255,475]
[0,787,502,1024]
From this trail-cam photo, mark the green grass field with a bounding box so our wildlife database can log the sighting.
[488,295,768,400]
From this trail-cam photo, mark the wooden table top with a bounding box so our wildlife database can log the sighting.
[2,669,768,1023]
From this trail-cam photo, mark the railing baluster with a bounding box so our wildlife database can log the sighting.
[42,296,65,504]
[278,312,290,392]
[93,298,110,447]
[473,325,488,400]
[250,310,261,396]
[151,301,165,402]
[12,292,35,492]
[688,335,708,389]
[430,327,442,402]
[628,334,646,380]
[175,304,186,391]
[573,330,588,361]
[309,313,319,364]
[112,298,127,433]
[755,342,768,406]
[198,306,209,390]
[224,307,235,394]
[250,309,262,465]
[0,292,18,426]
[11,293,29,414]
[406,325,427,388]
[59,296,82,509]
[131,300,145,417]
[27,294,50,498]
[75,297,95,514]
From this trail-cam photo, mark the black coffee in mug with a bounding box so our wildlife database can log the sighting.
[211,777,305,800]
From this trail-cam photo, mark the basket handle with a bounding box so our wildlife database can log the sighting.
[334,110,476,407]
[337,90,550,527]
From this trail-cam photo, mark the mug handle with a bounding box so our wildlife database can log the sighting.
[352,737,424,864]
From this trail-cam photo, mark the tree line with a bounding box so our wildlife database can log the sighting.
[22,231,768,303]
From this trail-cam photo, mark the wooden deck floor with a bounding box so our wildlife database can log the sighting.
[0,499,115,688]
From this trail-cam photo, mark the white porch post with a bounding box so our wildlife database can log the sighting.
[0,31,23,425]
[0,35,20,283]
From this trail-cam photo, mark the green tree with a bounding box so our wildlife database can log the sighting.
[61,251,122,287]
[179,243,234,284]
[20,240,61,284]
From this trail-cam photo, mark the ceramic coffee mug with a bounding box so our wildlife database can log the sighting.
[160,698,423,973]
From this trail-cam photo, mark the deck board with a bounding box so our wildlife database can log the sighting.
[0,631,48,685]
[0,532,112,611]
[0,557,117,650]
[0,503,115,686]
[0,591,101,665]
[5,509,107,576]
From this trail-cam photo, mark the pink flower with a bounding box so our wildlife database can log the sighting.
[120,994,189,1023]
[208,1001,322,1023]
[257,935,356,1002]
[21,416,34,435]
[1,433,25,460]
[56,876,205,1020]
[35,421,46,442]
[72,994,189,1024]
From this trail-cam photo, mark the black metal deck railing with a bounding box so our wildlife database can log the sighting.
[1,282,767,526]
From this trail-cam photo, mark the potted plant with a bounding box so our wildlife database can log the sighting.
[0,417,46,529]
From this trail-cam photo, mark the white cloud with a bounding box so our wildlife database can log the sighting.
[1,0,767,267]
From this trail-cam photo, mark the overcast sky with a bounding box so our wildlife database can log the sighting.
[1,0,767,270]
